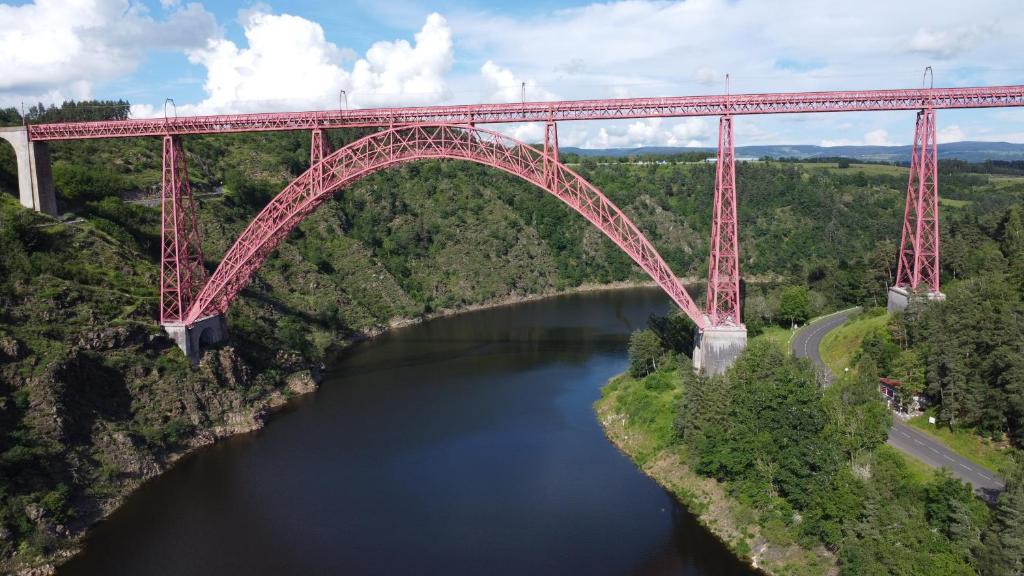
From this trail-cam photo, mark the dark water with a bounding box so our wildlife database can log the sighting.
[60,288,757,576]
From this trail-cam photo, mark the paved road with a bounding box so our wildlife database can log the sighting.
[792,309,1005,500]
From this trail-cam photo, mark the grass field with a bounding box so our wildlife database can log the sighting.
[885,445,937,484]
[795,162,908,177]
[818,311,889,374]
[907,414,1018,477]
[939,197,971,208]
[988,174,1024,188]
[750,326,794,353]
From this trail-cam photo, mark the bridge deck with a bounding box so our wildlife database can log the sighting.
[26,85,1024,141]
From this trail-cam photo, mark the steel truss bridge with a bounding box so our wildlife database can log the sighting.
[21,83,1024,369]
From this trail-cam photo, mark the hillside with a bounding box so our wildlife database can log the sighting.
[565,141,1024,162]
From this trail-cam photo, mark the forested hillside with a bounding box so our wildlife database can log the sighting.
[2,117,1024,573]
[596,162,1024,575]
[850,203,1024,450]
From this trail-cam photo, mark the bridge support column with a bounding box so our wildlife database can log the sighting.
[887,285,946,313]
[310,129,332,195]
[0,126,57,215]
[163,315,227,365]
[543,121,559,189]
[695,114,747,376]
[160,135,210,364]
[311,128,331,165]
[693,325,748,376]
[706,115,742,327]
[889,108,944,311]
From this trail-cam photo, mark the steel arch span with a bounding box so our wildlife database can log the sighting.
[182,124,708,329]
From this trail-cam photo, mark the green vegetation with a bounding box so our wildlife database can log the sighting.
[907,415,1016,478]
[819,308,888,374]
[604,318,1006,575]
[819,199,1024,473]
[750,325,792,352]
[779,285,812,327]
[628,329,664,377]
[977,465,1024,576]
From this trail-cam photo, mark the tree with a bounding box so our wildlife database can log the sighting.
[779,285,811,327]
[628,329,662,377]
[694,342,838,510]
[924,470,987,550]
[824,371,891,462]
[977,463,1024,575]
[856,325,901,377]
[1001,205,1024,287]
[1000,204,1024,260]
[892,349,925,410]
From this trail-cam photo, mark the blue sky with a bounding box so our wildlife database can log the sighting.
[2,0,1023,148]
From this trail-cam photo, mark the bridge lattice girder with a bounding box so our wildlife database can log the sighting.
[27,85,1024,140]
[159,135,206,324]
[706,116,741,327]
[179,124,707,328]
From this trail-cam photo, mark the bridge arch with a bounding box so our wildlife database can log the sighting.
[184,123,707,329]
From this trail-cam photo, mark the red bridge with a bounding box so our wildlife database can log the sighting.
[9,83,1024,372]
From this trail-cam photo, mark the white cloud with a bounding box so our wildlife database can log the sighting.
[447,0,1024,145]
[507,122,546,144]
[179,10,453,114]
[576,117,712,148]
[864,129,894,146]
[0,0,216,107]
[183,10,351,114]
[821,128,895,147]
[906,26,987,59]
[349,13,453,107]
[937,124,967,143]
[480,61,557,103]
[694,67,719,86]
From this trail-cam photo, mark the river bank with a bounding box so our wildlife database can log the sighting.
[594,370,837,576]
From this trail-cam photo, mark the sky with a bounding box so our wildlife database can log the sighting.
[2,0,1023,148]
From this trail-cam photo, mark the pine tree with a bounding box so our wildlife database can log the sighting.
[1001,205,1024,289]
[977,465,1024,575]
[628,329,662,377]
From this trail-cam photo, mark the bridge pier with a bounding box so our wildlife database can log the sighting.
[694,113,747,377]
[163,315,228,365]
[887,286,945,314]
[0,126,57,215]
[693,325,748,376]
[889,108,944,313]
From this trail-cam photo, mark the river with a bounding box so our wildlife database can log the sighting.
[60,288,758,576]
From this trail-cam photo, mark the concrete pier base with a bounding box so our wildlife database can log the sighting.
[887,286,946,314]
[163,315,228,365]
[693,325,748,376]
[0,126,57,215]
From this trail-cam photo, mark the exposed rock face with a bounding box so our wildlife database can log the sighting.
[286,369,320,396]
[92,424,160,480]
[75,325,149,352]
[0,322,324,575]
[0,335,23,360]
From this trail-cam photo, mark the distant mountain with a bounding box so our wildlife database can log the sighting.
[562,141,1024,163]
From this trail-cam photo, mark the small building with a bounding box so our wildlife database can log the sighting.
[879,377,926,414]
